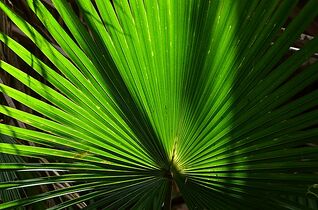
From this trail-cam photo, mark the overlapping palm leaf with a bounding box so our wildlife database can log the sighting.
[0,0,318,209]
[0,135,24,208]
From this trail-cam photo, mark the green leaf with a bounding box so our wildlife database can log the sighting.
[0,0,317,209]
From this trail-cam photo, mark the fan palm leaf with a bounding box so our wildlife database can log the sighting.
[0,135,24,206]
[0,0,317,209]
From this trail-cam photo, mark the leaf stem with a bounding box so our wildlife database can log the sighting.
[163,171,173,210]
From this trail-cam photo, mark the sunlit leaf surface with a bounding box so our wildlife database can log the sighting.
[0,0,317,209]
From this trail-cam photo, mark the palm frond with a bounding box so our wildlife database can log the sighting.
[0,0,317,209]
[0,135,24,205]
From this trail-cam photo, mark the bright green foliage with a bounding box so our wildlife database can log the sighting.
[0,135,24,207]
[0,0,318,209]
